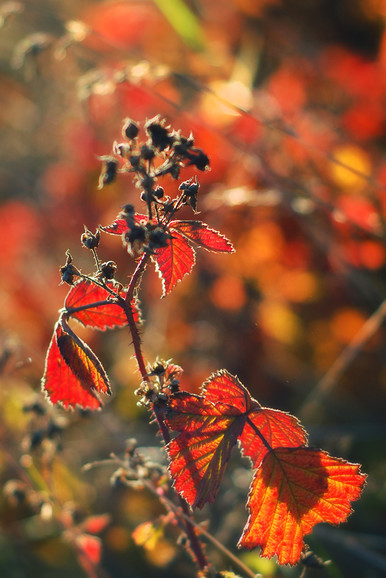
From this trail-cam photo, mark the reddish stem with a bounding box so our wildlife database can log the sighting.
[126,252,150,304]
[152,404,209,571]
[121,254,209,570]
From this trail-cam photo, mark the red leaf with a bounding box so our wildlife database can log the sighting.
[238,448,366,565]
[165,370,365,562]
[166,371,306,508]
[41,321,110,410]
[82,514,111,535]
[101,213,148,235]
[101,214,234,296]
[166,372,250,507]
[100,217,128,235]
[167,419,244,508]
[171,220,235,253]
[65,279,138,329]
[76,533,102,565]
[153,230,195,296]
[239,409,307,468]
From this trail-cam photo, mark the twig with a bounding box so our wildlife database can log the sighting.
[299,298,386,422]
[143,479,260,578]
[122,257,210,571]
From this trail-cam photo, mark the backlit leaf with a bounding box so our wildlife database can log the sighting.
[153,230,195,296]
[166,370,306,508]
[238,447,366,565]
[239,409,307,468]
[65,279,137,329]
[171,220,235,253]
[167,418,245,509]
[101,217,129,235]
[165,370,365,562]
[41,321,110,410]
[101,213,233,296]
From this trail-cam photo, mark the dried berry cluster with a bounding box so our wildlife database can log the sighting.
[98,115,208,199]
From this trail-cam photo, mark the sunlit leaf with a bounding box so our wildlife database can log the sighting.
[153,230,195,297]
[65,279,137,329]
[239,408,307,468]
[101,214,147,235]
[100,217,129,235]
[239,448,366,565]
[171,220,235,253]
[165,370,365,563]
[166,370,306,507]
[41,321,110,410]
[101,214,234,296]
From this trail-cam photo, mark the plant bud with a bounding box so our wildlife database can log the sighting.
[122,118,139,140]
[99,260,117,280]
[98,156,118,189]
[81,227,100,250]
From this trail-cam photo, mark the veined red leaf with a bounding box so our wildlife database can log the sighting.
[238,447,366,565]
[239,409,307,468]
[167,417,245,509]
[65,279,138,329]
[41,321,110,410]
[153,230,195,296]
[102,214,234,296]
[166,371,306,508]
[171,220,234,253]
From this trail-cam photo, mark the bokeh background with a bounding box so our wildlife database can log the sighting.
[0,0,385,577]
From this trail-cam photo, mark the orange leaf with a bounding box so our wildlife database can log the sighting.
[41,320,110,410]
[167,415,245,509]
[166,371,306,508]
[238,447,366,565]
[240,409,307,468]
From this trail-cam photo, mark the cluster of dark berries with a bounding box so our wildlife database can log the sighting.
[97,116,208,214]
[60,118,209,286]
[119,206,171,256]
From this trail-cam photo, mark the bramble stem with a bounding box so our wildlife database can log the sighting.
[121,255,210,571]
[152,404,209,571]
[126,252,151,304]
[124,303,149,384]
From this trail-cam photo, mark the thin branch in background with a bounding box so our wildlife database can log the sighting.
[299,298,386,423]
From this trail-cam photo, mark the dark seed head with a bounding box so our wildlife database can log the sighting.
[122,118,139,140]
[98,156,119,189]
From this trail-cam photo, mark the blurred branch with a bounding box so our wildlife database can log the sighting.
[314,526,386,573]
[299,299,386,423]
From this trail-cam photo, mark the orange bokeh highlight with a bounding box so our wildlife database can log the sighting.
[210,274,247,311]
[330,308,367,345]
